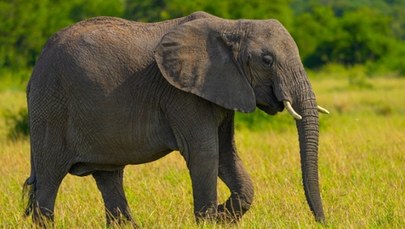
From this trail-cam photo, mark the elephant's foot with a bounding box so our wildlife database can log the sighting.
[195,207,218,223]
[195,206,243,224]
[195,209,241,224]
[217,196,251,223]
[217,204,242,223]
[195,197,251,224]
[32,206,54,228]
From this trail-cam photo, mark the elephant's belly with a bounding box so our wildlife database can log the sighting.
[69,149,173,176]
[66,115,179,175]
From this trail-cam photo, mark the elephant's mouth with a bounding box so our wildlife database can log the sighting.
[257,100,284,115]
[256,86,284,115]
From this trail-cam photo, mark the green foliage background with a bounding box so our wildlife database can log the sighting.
[0,0,404,77]
[0,1,404,227]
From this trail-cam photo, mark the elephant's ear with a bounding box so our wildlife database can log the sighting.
[154,19,256,113]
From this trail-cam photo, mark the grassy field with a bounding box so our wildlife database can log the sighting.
[0,76,404,228]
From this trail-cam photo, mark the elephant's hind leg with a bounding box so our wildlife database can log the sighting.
[92,169,137,227]
[29,124,70,225]
[30,148,69,226]
[33,174,66,226]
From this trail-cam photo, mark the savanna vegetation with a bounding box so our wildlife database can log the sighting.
[0,0,404,228]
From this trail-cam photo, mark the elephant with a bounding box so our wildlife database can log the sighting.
[23,11,329,226]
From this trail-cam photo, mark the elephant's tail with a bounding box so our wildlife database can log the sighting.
[23,79,35,217]
[22,175,36,217]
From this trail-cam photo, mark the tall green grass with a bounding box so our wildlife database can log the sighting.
[0,76,404,228]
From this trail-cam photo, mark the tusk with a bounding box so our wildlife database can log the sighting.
[283,101,302,120]
[317,105,330,114]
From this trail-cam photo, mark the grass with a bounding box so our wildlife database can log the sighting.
[0,75,404,228]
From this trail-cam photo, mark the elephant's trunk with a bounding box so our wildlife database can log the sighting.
[294,97,325,223]
[275,65,325,222]
[273,63,326,222]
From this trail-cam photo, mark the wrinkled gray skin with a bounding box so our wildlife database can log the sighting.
[23,11,325,226]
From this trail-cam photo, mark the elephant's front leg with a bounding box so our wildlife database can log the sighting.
[217,113,254,222]
[184,139,219,222]
[170,116,220,221]
[217,151,254,222]
[165,93,225,222]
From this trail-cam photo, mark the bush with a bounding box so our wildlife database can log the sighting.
[235,109,295,132]
[5,108,29,140]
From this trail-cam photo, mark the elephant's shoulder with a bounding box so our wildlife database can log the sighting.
[166,11,219,27]
[187,11,218,20]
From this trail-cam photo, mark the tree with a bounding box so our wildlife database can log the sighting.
[0,0,124,72]
[1,0,404,75]
[125,0,294,29]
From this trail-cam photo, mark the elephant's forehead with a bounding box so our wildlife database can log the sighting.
[246,21,293,41]
[248,25,296,51]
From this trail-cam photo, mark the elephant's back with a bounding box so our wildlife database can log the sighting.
[52,16,160,67]
[28,12,217,99]
[41,11,217,65]
[30,12,217,85]
[29,18,158,96]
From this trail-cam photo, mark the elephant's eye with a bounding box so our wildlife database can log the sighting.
[262,55,274,67]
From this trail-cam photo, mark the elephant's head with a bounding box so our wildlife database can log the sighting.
[155,16,327,222]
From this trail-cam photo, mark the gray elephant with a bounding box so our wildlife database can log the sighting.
[23,11,328,226]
